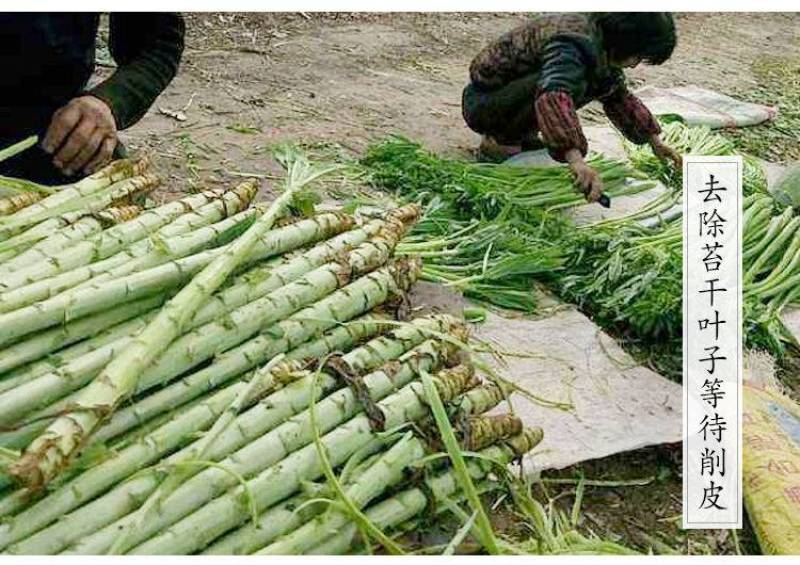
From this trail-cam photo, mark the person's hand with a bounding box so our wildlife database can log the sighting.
[42,96,118,177]
[650,134,683,170]
[565,149,604,203]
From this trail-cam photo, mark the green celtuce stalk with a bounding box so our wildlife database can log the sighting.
[208,383,509,556]
[117,358,480,556]
[0,182,262,313]
[108,323,434,555]
[10,154,342,490]
[106,353,291,554]
[0,193,44,217]
[0,238,414,454]
[0,157,147,228]
[0,187,239,277]
[1,313,440,550]
[0,135,39,165]
[304,430,544,556]
[0,295,164,378]
[0,210,351,346]
[0,186,257,296]
[88,260,425,444]
[0,314,397,548]
[60,335,456,555]
[421,368,498,554]
[260,433,428,555]
[0,211,88,257]
[0,307,161,404]
[0,213,416,450]
[0,222,403,431]
[1,212,127,273]
[94,229,416,554]
[0,210,410,382]
[203,488,328,555]
[0,171,158,240]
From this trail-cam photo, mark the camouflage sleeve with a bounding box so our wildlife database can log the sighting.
[89,13,185,130]
[599,77,662,145]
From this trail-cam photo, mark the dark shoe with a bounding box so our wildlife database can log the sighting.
[476,136,522,163]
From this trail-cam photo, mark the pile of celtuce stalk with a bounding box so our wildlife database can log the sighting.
[0,147,543,555]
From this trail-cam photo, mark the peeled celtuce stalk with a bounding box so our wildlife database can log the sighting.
[106,357,481,556]
[10,156,335,490]
[0,314,392,547]
[0,182,260,313]
[0,211,351,344]
[304,429,544,556]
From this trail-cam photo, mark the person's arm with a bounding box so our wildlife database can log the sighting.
[533,36,604,202]
[42,13,185,176]
[600,75,682,168]
[90,13,185,130]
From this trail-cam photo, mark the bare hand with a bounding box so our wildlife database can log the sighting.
[650,134,683,170]
[42,96,118,177]
[569,160,604,203]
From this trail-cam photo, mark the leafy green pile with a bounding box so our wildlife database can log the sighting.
[362,136,650,311]
[362,129,799,363]
[726,55,800,163]
[563,192,800,358]
[625,122,768,195]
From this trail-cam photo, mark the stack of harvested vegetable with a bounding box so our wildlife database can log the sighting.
[362,136,652,311]
[0,146,544,554]
[363,126,800,362]
[564,124,795,357]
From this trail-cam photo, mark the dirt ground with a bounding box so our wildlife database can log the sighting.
[112,12,800,554]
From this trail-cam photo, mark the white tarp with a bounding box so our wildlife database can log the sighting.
[409,282,682,473]
[635,85,777,129]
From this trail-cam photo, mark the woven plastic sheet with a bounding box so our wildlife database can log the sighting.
[409,282,682,472]
[743,352,800,555]
[635,85,777,129]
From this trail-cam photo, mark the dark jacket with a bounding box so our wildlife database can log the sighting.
[467,13,661,161]
[0,13,185,142]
